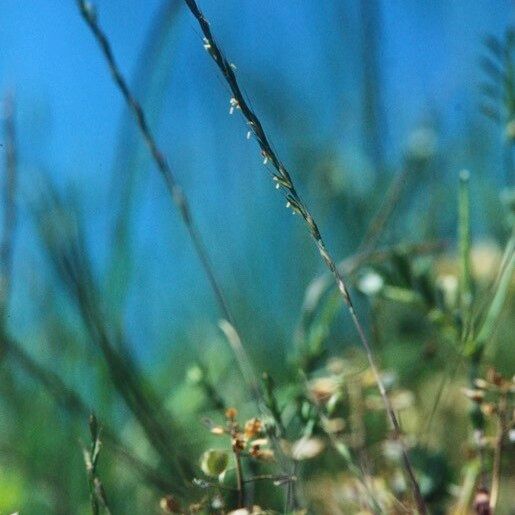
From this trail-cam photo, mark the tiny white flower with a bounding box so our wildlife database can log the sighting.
[358,271,384,296]
[229,97,239,115]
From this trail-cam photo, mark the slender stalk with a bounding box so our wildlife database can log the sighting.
[74,0,264,414]
[234,450,244,508]
[183,2,427,512]
[0,92,17,326]
[0,92,177,494]
[75,0,233,326]
[489,391,508,511]
[358,167,409,255]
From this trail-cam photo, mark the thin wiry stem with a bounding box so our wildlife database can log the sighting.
[75,0,232,326]
[75,0,263,409]
[357,167,410,255]
[0,93,17,325]
[75,6,299,505]
[489,390,508,511]
[34,188,193,487]
[0,93,175,494]
[183,2,427,512]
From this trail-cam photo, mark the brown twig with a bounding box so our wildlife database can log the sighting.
[183,2,427,512]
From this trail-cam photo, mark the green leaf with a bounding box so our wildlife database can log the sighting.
[200,449,230,477]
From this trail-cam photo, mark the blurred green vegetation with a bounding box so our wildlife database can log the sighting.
[0,3,513,515]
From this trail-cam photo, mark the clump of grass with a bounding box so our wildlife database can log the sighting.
[33,182,194,489]
[74,4,297,505]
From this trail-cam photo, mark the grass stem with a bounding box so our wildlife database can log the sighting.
[75,0,264,419]
[183,2,427,511]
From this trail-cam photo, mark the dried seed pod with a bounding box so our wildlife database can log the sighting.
[160,494,181,513]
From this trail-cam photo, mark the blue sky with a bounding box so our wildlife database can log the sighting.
[1,1,513,359]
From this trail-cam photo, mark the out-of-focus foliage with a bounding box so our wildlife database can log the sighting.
[0,2,513,514]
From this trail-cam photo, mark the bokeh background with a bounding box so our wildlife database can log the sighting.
[0,1,513,513]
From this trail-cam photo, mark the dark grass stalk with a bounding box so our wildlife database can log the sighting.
[0,92,17,326]
[357,167,410,255]
[34,187,193,489]
[183,2,427,512]
[107,0,183,313]
[75,0,264,415]
[2,333,176,492]
[0,94,176,493]
[76,0,232,327]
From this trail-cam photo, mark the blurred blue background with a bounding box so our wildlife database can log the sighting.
[0,0,512,364]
